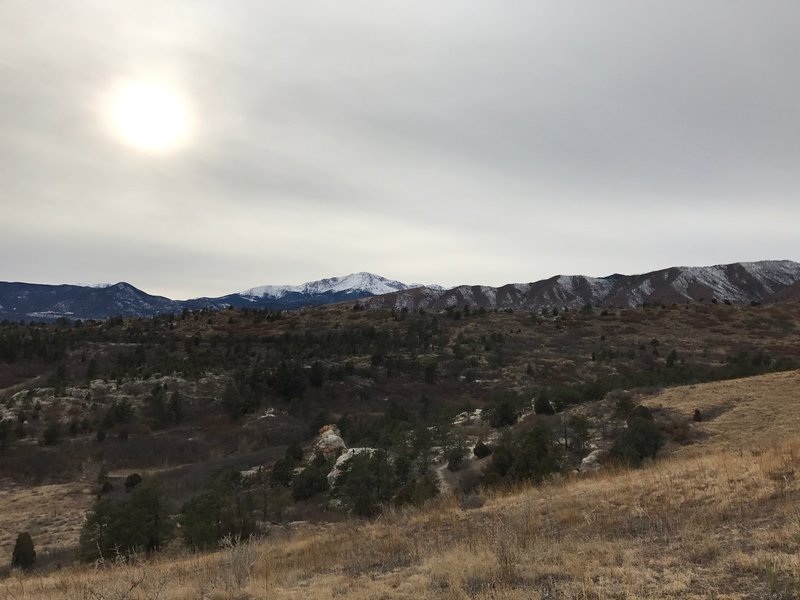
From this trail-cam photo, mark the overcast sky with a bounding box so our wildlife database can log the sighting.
[1,1,799,299]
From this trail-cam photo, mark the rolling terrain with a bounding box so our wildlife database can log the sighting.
[0,296,798,597]
[3,370,800,599]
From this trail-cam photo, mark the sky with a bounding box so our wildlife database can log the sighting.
[1,1,799,299]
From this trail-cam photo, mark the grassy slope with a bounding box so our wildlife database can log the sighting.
[4,370,800,599]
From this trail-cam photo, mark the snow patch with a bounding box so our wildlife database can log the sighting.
[241,272,423,299]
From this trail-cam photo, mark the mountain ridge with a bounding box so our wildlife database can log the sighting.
[1,260,799,321]
[363,260,800,312]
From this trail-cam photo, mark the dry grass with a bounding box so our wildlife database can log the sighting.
[0,480,91,567]
[644,369,800,457]
[4,370,800,599]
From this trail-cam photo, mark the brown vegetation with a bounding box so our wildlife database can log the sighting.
[4,370,800,598]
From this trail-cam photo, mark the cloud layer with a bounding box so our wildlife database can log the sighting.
[2,1,798,298]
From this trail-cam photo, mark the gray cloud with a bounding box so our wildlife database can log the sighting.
[1,1,798,298]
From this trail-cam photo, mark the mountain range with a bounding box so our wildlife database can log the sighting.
[0,273,427,321]
[181,272,436,311]
[364,260,800,312]
[0,260,798,321]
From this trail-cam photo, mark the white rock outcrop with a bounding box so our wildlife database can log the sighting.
[327,447,376,486]
[580,448,609,472]
[314,424,347,459]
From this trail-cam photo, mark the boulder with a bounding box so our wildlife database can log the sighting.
[314,424,346,459]
[452,408,483,426]
[580,448,609,472]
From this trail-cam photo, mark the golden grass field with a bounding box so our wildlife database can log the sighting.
[0,480,90,571]
[3,370,800,599]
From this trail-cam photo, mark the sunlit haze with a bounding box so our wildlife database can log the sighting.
[1,1,799,299]
[106,82,192,153]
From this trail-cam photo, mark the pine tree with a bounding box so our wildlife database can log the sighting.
[11,532,36,571]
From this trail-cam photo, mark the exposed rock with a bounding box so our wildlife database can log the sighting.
[257,408,277,420]
[89,380,118,393]
[327,447,376,486]
[580,448,609,472]
[239,466,262,479]
[314,424,346,460]
[452,408,482,426]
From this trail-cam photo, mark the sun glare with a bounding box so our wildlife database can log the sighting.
[107,82,192,153]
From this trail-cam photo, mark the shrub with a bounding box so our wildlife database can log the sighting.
[180,474,256,550]
[567,415,590,453]
[508,422,562,483]
[483,423,562,486]
[693,408,703,422]
[627,404,654,424]
[457,469,482,496]
[79,478,173,561]
[0,418,13,449]
[610,417,664,467]
[424,361,438,384]
[222,384,244,421]
[473,441,492,459]
[446,445,467,472]
[458,493,485,510]
[662,417,691,444]
[308,361,326,388]
[533,395,555,415]
[612,392,635,419]
[124,472,142,492]
[41,421,61,446]
[11,532,36,571]
[285,442,304,462]
[291,463,330,501]
[337,450,396,515]
[270,456,295,487]
[488,397,520,428]
[392,474,439,509]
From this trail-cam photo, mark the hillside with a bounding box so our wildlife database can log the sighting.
[0,299,798,596]
[0,282,180,321]
[1,300,798,484]
[4,370,800,599]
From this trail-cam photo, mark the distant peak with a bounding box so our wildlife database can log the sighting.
[239,272,419,299]
[72,282,114,289]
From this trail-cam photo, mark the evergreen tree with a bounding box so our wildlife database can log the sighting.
[610,417,664,467]
[180,474,255,550]
[11,532,36,571]
[79,478,173,561]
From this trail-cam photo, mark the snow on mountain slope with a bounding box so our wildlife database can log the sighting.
[363,260,800,312]
[241,272,421,299]
[4,261,798,322]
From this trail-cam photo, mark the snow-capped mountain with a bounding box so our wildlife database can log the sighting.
[0,273,431,320]
[240,272,415,300]
[363,260,800,312]
[181,272,431,312]
[2,262,799,322]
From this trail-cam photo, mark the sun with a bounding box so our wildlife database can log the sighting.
[106,82,192,153]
